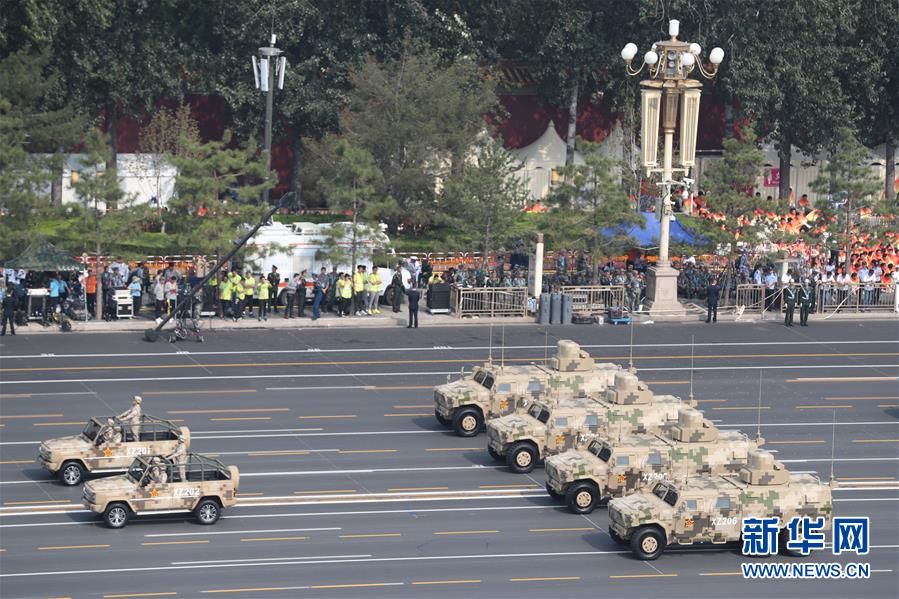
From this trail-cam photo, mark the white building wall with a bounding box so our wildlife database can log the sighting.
[61,153,176,209]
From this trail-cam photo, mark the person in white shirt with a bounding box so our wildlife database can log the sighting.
[763,270,777,313]
[819,269,835,307]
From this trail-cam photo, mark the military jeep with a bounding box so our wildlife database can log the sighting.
[38,415,190,486]
[82,453,239,528]
[545,407,759,514]
[433,340,620,437]
[607,449,833,560]
[486,371,683,474]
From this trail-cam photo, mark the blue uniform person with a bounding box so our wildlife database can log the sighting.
[705,277,720,323]
[311,276,324,321]
[1,284,18,336]
[406,287,420,328]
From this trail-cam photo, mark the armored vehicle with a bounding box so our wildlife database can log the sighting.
[433,340,621,437]
[486,371,682,473]
[82,453,239,528]
[545,407,760,513]
[607,449,833,560]
[38,415,190,486]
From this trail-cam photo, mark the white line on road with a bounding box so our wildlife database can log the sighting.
[143,527,342,538]
[2,339,895,360]
[4,363,897,385]
[240,465,501,478]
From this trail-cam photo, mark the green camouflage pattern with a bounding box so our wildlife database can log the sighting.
[433,340,621,427]
[608,449,833,549]
[545,407,757,501]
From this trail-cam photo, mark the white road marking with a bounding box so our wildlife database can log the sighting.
[143,527,342,538]
[191,430,443,441]
[193,428,323,434]
[266,386,374,391]
[240,465,501,478]
[2,339,895,360]
[4,363,897,385]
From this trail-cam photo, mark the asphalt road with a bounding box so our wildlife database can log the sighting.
[0,319,897,599]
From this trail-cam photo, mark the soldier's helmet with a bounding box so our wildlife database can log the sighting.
[106,418,115,426]
[133,396,142,404]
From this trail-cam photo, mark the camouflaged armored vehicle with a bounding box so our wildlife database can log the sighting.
[545,407,760,513]
[607,449,833,560]
[38,415,190,486]
[82,453,239,528]
[434,340,621,437]
[485,371,683,473]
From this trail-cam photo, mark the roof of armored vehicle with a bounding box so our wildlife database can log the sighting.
[133,452,230,473]
[658,471,823,494]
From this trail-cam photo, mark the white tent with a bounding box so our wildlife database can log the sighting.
[510,122,584,200]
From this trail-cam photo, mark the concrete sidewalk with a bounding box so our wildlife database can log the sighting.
[11,302,896,334]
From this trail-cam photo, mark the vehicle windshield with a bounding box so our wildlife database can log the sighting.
[588,440,612,462]
[473,369,495,390]
[82,420,100,441]
[527,404,550,424]
[652,483,679,507]
[127,459,147,484]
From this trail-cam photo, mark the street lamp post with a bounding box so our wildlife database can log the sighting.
[621,20,724,317]
[252,35,287,205]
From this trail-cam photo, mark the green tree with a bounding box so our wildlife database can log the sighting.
[811,127,883,274]
[334,44,498,234]
[73,129,144,320]
[167,131,272,259]
[443,137,530,263]
[546,138,640,278]
[691,127,767,302]
[312,138,383,271]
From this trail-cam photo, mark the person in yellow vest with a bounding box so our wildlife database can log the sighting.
[367,266,382,314]
[256,274,271,321]
[232,270,245,321]
[243,270,256,317]
[353,265,367,316]
[336,272,352,317]
[219,272,232,318]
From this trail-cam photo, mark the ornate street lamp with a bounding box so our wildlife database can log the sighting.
[621,20,723,316]
[251,35,287,205]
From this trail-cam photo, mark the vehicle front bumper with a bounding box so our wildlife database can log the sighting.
[81,489,102,514]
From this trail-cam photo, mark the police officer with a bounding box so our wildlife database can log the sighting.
[406,286,420,329]
[117,396,142,441]
[783,281,797,327]
[165,437,188,482]
[798,279,813,327]
[267,266,281,314]
[705,277,720,323]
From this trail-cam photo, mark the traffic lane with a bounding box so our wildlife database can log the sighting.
[2,345,897,383]
[2,318,897,358]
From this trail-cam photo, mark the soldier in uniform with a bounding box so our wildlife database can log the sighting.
[783,281,797,327]
[149,457,168,484]
[96,418,122,445]
[798,279,813,327]
[165,437,188,482]
[705,277,720,323]
[117,396,142,441]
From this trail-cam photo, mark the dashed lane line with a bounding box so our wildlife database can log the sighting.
[510,577,581,582]
[411,580,480,585]
[142,541,209,546]
[609,573,678,579]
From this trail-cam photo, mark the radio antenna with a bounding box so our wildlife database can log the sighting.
[688,335,696,406]
[488,324,493,365]
[829,408,837,485]
[755,371,765,445]
[628,319,636,374]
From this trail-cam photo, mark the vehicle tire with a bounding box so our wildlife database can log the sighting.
[103,502,130,529]
[565,481,599,514]
[488,446,503,462]
[545,483,564,501]
[59,461,84,486]
[506,442,538,473]
[194,499,221,525]
[630,526,666,560]
[434,411,449,426]
[778,528,802,557]
[452,407,483,438]
[609,527,628,546]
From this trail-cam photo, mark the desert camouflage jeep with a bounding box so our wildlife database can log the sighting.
[82,453,239,528]
[433,340,620,437]
[607,449,833,560]
[38,415,190,486]
[545,407,760,513]
[486,371,683,473]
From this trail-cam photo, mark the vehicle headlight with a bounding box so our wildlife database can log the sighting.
[39,446,52,460]
[82,488,96,504]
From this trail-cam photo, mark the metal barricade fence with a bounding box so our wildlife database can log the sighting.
[559,286,625,315]
[735,284,784,312]
[817,283,896,313]
[451,286,528,318]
